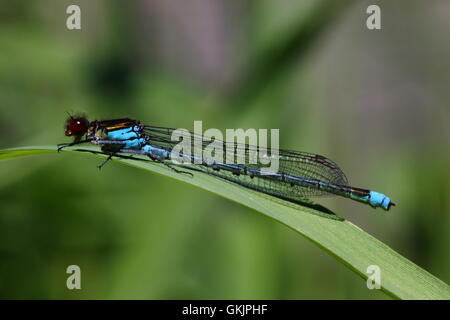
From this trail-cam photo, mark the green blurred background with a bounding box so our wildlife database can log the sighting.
[0,0,449,299]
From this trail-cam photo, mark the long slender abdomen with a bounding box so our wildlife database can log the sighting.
[281,175,394,211]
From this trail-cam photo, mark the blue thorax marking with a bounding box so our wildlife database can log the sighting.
[107,126,141,141]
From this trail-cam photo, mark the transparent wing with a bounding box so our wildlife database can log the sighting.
[143,125,349,198]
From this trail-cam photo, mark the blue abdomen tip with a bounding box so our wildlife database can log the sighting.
[369,191,394,210]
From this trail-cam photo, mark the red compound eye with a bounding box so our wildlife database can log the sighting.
[65,117,89,137]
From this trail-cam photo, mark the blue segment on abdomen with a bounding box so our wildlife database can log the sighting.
[122,138,147,149]
[142,144,170,159]
[107,126,141,140]
[369,191,391,210]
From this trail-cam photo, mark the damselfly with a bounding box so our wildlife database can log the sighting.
[58,116,395,211]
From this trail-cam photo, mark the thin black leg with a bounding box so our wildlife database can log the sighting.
[73,147,193,176]
[149,156,194,177]
[97,154,114,170]
[57,139,92,152]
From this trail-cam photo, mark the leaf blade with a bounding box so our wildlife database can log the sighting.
[1,146,449,299]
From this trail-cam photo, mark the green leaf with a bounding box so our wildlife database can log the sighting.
[1,146,449,299]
